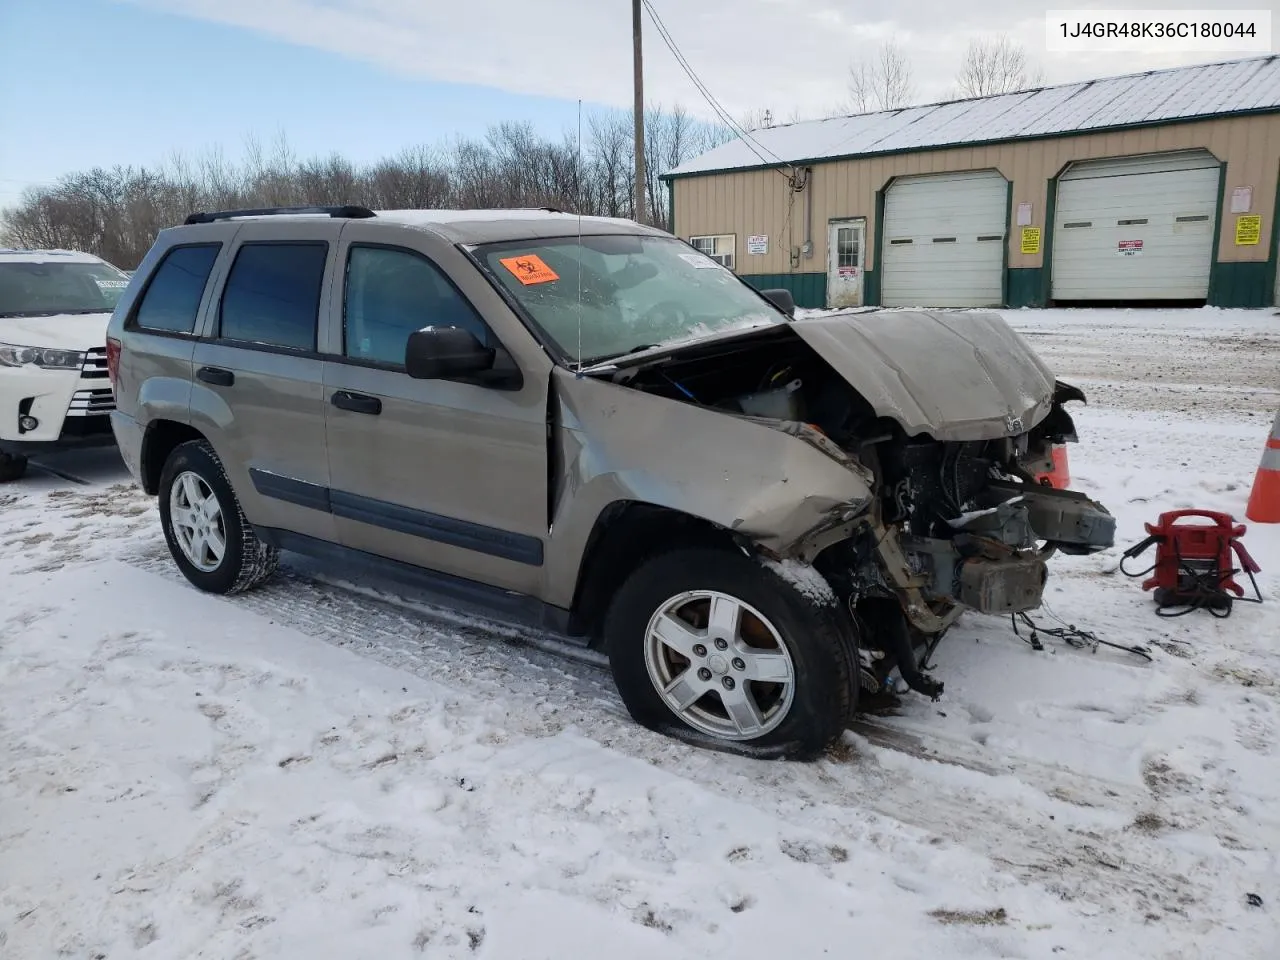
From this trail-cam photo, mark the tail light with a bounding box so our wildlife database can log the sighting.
[106,337,122,391]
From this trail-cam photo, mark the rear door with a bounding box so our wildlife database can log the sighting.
[321,224,550,595]
[113,230,236,448]
[189,219,339,542]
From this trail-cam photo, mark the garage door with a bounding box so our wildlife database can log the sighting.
[1051,150,1219,301]
[881,170,1008,308]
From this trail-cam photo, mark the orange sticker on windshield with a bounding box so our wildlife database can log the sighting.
[500,254,559,285]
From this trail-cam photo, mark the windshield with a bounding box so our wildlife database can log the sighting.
[0,260,130,318]
[475,234,785,364]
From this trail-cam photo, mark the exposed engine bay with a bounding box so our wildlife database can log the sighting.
[593,322,1117,699]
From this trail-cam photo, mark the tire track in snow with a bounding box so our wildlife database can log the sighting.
[6,430,1272,948]
[104,539,1257,940]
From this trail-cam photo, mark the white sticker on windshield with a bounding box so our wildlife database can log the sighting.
[678,253,721,269]
[95,279,128,289]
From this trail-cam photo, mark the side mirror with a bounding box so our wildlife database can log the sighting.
[760,287,796,318]
[405,326,495,380]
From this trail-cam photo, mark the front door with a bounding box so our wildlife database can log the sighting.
[827,219,866,308]
[322,227,549,596]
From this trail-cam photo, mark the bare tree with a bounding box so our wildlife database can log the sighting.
[737,108,774,131]
[587,112,634,218]
[1,105,724,266]
[847,40,916,113]
[956,35,1045,98]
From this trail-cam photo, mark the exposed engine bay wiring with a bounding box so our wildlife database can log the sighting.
[598,325,1114,700]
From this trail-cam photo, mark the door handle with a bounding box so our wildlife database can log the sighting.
[197,366,234,387]
[330,390,382,416]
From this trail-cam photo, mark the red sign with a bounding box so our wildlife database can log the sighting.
[1118,239,1143,256]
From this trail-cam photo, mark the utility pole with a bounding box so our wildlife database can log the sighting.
[632,0,647,224]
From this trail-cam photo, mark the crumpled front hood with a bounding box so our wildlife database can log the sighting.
[790,310,1057,441]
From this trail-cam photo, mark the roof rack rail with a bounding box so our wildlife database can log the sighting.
[183,205,377,225]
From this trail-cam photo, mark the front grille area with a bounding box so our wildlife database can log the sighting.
[66,387,115,417]
[80,347,110,380]
[60,414,114,438]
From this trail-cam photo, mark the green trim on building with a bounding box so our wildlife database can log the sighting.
[870,185,887,306]
[659,109,1280,182]
[1041,174,1059,304]
[1001,179,1013,307]
[1208,262,1272,307]
[1007,268,1046,308]
[740,272,827,309]
[667,180,676,235]
[1265,160,1280,307]
[1205,160,1229,305]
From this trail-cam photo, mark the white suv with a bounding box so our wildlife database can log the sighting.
[0,248,130,480]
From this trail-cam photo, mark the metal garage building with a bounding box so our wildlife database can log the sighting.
[663,56,1280,310]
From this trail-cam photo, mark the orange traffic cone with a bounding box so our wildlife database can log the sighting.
[1036,444,1071,490]
[1245,409,1280,523]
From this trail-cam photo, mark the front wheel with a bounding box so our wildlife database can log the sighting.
[158,440,279,594]
[604,547,858,760]
[0,451,29,482]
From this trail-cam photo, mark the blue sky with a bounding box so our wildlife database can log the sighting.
[1,0,1233,213]
[0,0,597,210]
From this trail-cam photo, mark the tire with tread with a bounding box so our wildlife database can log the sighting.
[604,547,858,760]
[158,439,278,594]
[0,453,28,483]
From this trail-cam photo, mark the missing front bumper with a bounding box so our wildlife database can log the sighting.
[981,480,1116,555]
[903,535,1049,615]
[957,554,1048,614]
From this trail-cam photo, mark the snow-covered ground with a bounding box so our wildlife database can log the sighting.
[3,307,1278,959]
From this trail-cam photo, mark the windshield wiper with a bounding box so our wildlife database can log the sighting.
[0,311,60,318]
[576,343,661,367]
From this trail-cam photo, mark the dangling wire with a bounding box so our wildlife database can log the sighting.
[1011,608,1153,662]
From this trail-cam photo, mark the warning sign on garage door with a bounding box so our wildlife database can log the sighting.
[1020,227,1041,254]
[1235,215,1262,245]
[1118,239,1143,256]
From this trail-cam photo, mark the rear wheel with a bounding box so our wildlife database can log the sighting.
[0,452,28,482]
[605,547,858,760]
[158,440,278,594]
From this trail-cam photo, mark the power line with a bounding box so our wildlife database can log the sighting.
[640,0,781,167]
[639,0,796,180]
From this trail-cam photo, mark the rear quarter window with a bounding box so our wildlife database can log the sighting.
[132,244,221,334]
[218,243,327,351]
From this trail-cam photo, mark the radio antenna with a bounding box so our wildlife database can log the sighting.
[575,98,584,374]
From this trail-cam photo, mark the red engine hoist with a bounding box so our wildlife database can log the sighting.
[1121,510,1263,618]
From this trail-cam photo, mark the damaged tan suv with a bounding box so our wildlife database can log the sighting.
[107,205,1114,759]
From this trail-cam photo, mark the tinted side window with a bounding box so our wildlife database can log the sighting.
[133,244,220,334]
[344,245,489,366]
[219,243,327,350]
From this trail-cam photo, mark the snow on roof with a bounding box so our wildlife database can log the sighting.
[668,56,1280,178]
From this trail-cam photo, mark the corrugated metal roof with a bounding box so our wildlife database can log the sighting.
[667,56,1280,178]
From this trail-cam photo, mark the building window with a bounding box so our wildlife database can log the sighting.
[689,234,735,269]
[836,227,859,268]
